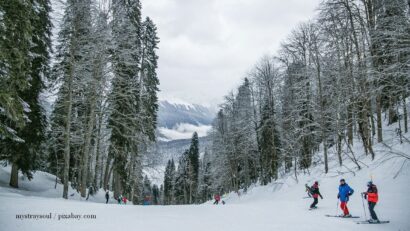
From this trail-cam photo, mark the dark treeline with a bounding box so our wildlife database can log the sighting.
[0,0,160,204]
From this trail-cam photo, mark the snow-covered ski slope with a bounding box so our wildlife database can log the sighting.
[1,122,409,231]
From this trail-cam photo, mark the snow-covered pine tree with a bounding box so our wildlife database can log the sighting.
[187,132,199,203]
[209,109,232,193]
[152,184,160,205]
[0,0,52,188]
[142,175,152,204]
[251,56,282,184]
[163,159,175,205]
[79,8,111,198]
[0,0,33,140]
[234,78,259,189]
[174,150,189,204]
[49,0,93,199]
[139,17,160,142]
[197,148,212,203]
[108,0,145,202]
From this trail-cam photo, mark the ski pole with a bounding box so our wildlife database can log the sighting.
[336,200,339,216]
[361,193,367,220]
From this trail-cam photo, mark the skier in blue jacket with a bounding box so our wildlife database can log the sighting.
[337,179,354,217]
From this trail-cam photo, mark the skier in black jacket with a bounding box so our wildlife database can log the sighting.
[105,190,109,204]
[309,181,323,209]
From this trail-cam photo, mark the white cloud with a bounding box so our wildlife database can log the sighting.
[143,0,321,106]
[158,123,212,140]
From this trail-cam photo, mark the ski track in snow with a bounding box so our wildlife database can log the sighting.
[1,152,409,231]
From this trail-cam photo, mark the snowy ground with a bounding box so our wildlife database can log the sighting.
[1,125,410,231]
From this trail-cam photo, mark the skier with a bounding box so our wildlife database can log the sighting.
[362,181,379,223]
[117,194,122,204]
[213,194,221,205]
[309,181,323,209]
[122,196,128,204]
[105,190,109,204]
[337,179,354,217]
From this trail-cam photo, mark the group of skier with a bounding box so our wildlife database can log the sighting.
[105,190,128,204]
[306,179,381,223]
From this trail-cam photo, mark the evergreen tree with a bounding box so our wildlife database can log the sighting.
[0,0,51,188]
[187,132,199,203]
[163,159,175,205]
[258,102,279,184]
[233,78,259,189]
[152,184,160,205]
[198,149,212,203]
[108,0,142,199]
[0,0,32,140]
[49,0,93,198]
[174,150,189,204]
[139,17,160,141]
[142,175,152,204]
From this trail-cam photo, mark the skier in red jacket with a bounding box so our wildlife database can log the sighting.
[309,181,323,209]
[362,181,379,223]
[213,194,221,205]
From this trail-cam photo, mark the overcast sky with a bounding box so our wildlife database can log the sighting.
[143,0,321,106]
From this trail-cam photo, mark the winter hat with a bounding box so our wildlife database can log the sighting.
[340,179,345,183]
[367,181,373,186]
[314,181,319,185]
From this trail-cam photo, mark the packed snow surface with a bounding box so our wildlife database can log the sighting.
[1,125,409,231]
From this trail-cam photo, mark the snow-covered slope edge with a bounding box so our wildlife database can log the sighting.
[213,123,410,230]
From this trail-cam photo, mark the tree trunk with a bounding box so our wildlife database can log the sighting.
[103,156,112,190]
[347,104,354,145]
[93,110,103,189]
[376,94,383,142]
[99,155,105,189]
[113,169,122,199]
[337,131,343,166]
[80,100,96,197]
[63,52,74,199]
[403,96,408,133]
[9,162,19,188]
[389,97,398,124]
[370,108,375,139]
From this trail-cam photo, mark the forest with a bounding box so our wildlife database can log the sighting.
[1,0,160,204]
[1,0,409,206]
[162,0,410,205]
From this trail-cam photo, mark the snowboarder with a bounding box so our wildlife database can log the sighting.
[337,179,354,217]
[213,194,221,205]
[362,181,379,223]
[105,190,109,204]
[309,181,323,209]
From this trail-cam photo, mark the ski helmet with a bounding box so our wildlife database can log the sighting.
[367,181,373,186]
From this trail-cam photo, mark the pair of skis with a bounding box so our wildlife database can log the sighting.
[356,220,390,224]
[325,215,389,224]
[325,214,360,218]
